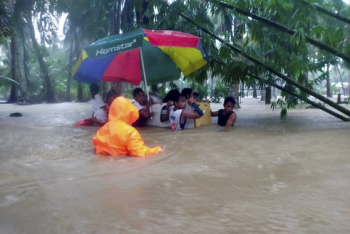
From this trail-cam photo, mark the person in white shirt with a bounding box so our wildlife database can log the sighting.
[169,94,203,131]
[132,88,152,127]
[89,84,107,126]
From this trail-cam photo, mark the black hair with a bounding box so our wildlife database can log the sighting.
[181,88,193,99]
[224,96,235,106]
[133,88,144,97]
[90,84,100,99]
[193,92,199,98]
[106,87,118,102]
[174,94,186,103]
[151,84,158,92]
[163,89,180,103]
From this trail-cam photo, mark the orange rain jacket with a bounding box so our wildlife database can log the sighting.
[93,97,163,157]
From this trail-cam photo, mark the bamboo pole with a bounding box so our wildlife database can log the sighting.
[214,60,349,121]
[179,13,350,118]
[305,1,350,25]
[210,1,350,63]
[250,74,350,122]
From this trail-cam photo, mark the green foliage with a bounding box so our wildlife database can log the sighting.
[1,0,350,117]
[0,2,11,38]
[210,81,229,103]
[157,85,167,98]
[190,82,210,99]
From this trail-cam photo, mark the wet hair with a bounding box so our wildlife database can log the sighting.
[224,96,235,106]
[133,88,144,97]
[193,92,199,98]
[90,84,100,99]
[106,87,118,102]
[163,89,180,103]
[181,88,193,99]
[174,94,186,103]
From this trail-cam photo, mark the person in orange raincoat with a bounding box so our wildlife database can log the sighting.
[93,96,163,157]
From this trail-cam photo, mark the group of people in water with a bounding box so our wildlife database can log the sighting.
[87,83,237,157]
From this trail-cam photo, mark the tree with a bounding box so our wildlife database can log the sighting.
[59,0,111,101]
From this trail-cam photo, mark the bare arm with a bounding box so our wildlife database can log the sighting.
[182,110,201,120]
[139,100,151,118]
[211,109,219,117]
[226,113,236,127]
[160,101,173,122]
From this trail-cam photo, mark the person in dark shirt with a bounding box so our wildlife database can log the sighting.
[211,96,236,127]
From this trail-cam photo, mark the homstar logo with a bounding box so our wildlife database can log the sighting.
[96,39,137,56]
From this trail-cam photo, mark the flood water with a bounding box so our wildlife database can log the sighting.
[0,102,350,234]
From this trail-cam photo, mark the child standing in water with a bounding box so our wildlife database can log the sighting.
[169,94,203,130]
[211,96,237,127]
[89,84,108,126]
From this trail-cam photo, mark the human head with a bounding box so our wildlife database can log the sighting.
[181,88,193,100]
[106,87,119,106]
[163,89,180,103]
[193,92,199,101]
[90,84,99,99]
[223,96,235,113]
[174,94,187,109]
[133,88,146,104]
[151,84,158,93]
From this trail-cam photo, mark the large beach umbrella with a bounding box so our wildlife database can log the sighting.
[72,28,208,97]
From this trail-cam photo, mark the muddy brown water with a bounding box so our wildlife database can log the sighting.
[0,102,350,234]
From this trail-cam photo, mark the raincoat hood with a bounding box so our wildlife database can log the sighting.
[93,96,162,157]
[109,97,139,124]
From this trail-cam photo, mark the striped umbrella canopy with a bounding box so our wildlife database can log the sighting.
[72,28,208,87]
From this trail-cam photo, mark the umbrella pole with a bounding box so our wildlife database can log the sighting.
[139,47,153,118]
[139,48,149,99]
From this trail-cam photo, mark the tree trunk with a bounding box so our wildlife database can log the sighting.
[121,0,134,32]
[240,81,244,97]
[141,0,150,25]
[8,29,18,103]
[265,87,271,104]
[16,33,25,95]
[115,0,122,34]
[27,13,57,103]
[77,82,83,102]
[234,82,240,107]
[73,28,84,102]
[20,26,30,92]
[230,84,240,108]
[335,65,346,95]
[66,34,74,101]
[253,85,257,98]
[326,63,332,98]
